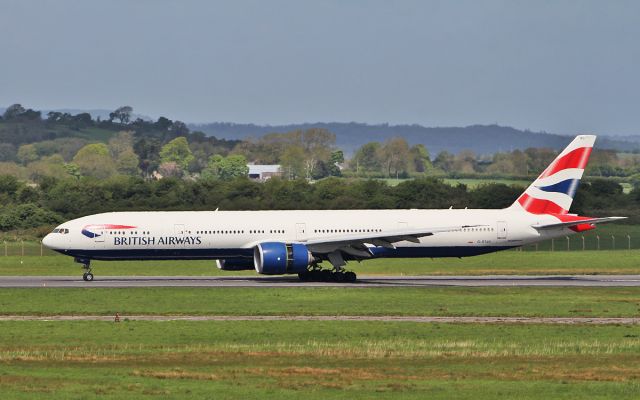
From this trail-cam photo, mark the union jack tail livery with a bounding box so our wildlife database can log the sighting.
[511,135,595,215]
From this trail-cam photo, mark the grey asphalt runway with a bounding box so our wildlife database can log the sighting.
[1,274,640,287]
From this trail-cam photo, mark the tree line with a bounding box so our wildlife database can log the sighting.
[3,104,640,185]
[0,173,637,237]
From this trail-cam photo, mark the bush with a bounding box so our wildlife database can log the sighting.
[0,203,63,230]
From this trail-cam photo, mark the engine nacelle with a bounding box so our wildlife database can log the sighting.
[254,242,313,275]
[216,258,255,271]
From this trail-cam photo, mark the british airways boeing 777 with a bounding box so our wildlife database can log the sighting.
[42,135,624,282]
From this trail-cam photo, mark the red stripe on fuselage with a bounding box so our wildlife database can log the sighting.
[102,224,136,229]
[517,193,568,215]
[86,224,137,230]
[539,147,592,179]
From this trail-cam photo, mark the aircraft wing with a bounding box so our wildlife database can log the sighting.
[532,217,626,230]
[301,225,487,266]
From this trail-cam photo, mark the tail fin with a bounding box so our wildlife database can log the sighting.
[511,135,595,214]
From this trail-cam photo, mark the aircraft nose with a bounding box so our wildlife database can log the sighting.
[42,234,55,249]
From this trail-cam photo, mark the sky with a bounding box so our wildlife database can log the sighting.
[0,0,638,135]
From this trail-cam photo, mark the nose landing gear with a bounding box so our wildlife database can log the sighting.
[82,270,94,282]
[75,258,94,282]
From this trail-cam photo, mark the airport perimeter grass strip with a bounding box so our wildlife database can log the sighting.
[0,320,639,399]
[0,315,639,324]
[1,287,640,317]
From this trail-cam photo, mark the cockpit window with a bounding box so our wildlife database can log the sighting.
[52,228,60,233]
[53,228,69,234]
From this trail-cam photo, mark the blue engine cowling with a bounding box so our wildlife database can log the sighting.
[254,242,313,275]
[216,258,255,271]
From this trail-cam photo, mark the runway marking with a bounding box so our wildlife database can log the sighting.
[0,315,638,324]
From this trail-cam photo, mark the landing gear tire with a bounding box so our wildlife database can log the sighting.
[344,271,357,283]
[298,269,357,283]
[78,259,93,282]
[320,270,332,281]
[298,271,310,282]
[332,271,345,282]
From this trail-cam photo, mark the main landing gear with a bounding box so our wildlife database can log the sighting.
[75,258,94,282]
[298,268,357,283]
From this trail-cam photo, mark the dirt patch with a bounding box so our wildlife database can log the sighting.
[132,369,220,381]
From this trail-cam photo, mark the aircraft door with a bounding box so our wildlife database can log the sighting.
[497,221,507,240]
[295,223,307,241]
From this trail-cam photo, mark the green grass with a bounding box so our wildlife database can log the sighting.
[2,249,640,276]
[443,178,530,188]
[375,177,531,188]
[71,126,119,142]
[0,256,236,276]
[523,224,640,252]
[361,250,640,275]
[1,287,639,317]
[0,320,638,399]
[379,177,633,195]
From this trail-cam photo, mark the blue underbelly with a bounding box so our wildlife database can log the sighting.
[367,245,515,258]
[58,245,514,261]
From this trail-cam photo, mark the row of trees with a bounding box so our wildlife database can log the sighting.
[1,104,245,180]
[1,134,251,182]
[351,138,432,178]
[235,129,343,179]
[349,139,640,179]
[0,174,637,234]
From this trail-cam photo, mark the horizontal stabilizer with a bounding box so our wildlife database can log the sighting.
[532,217,626,230]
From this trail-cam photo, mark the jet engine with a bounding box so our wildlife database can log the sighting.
[216,258,255,271]
[254,242,314,275]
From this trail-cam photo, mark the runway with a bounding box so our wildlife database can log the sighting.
[1,274,640,287]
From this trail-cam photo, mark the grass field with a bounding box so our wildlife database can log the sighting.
[1,249,640,276]
[379,177,634,194]
[443,178,530,188]
[376,177,531,188]
[1,287,639,317]
[0,320,639,399]
[2,224,639,398]
[2,286,639,399]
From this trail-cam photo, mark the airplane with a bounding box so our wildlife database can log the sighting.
[42,135,624,282]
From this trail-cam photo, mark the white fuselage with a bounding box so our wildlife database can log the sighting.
[43,208,575,263]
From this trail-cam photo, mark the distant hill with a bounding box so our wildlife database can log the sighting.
[189,122,640,155]
[3,105,636,155]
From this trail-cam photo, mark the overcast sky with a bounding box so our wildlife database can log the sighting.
[0,0,638,134]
